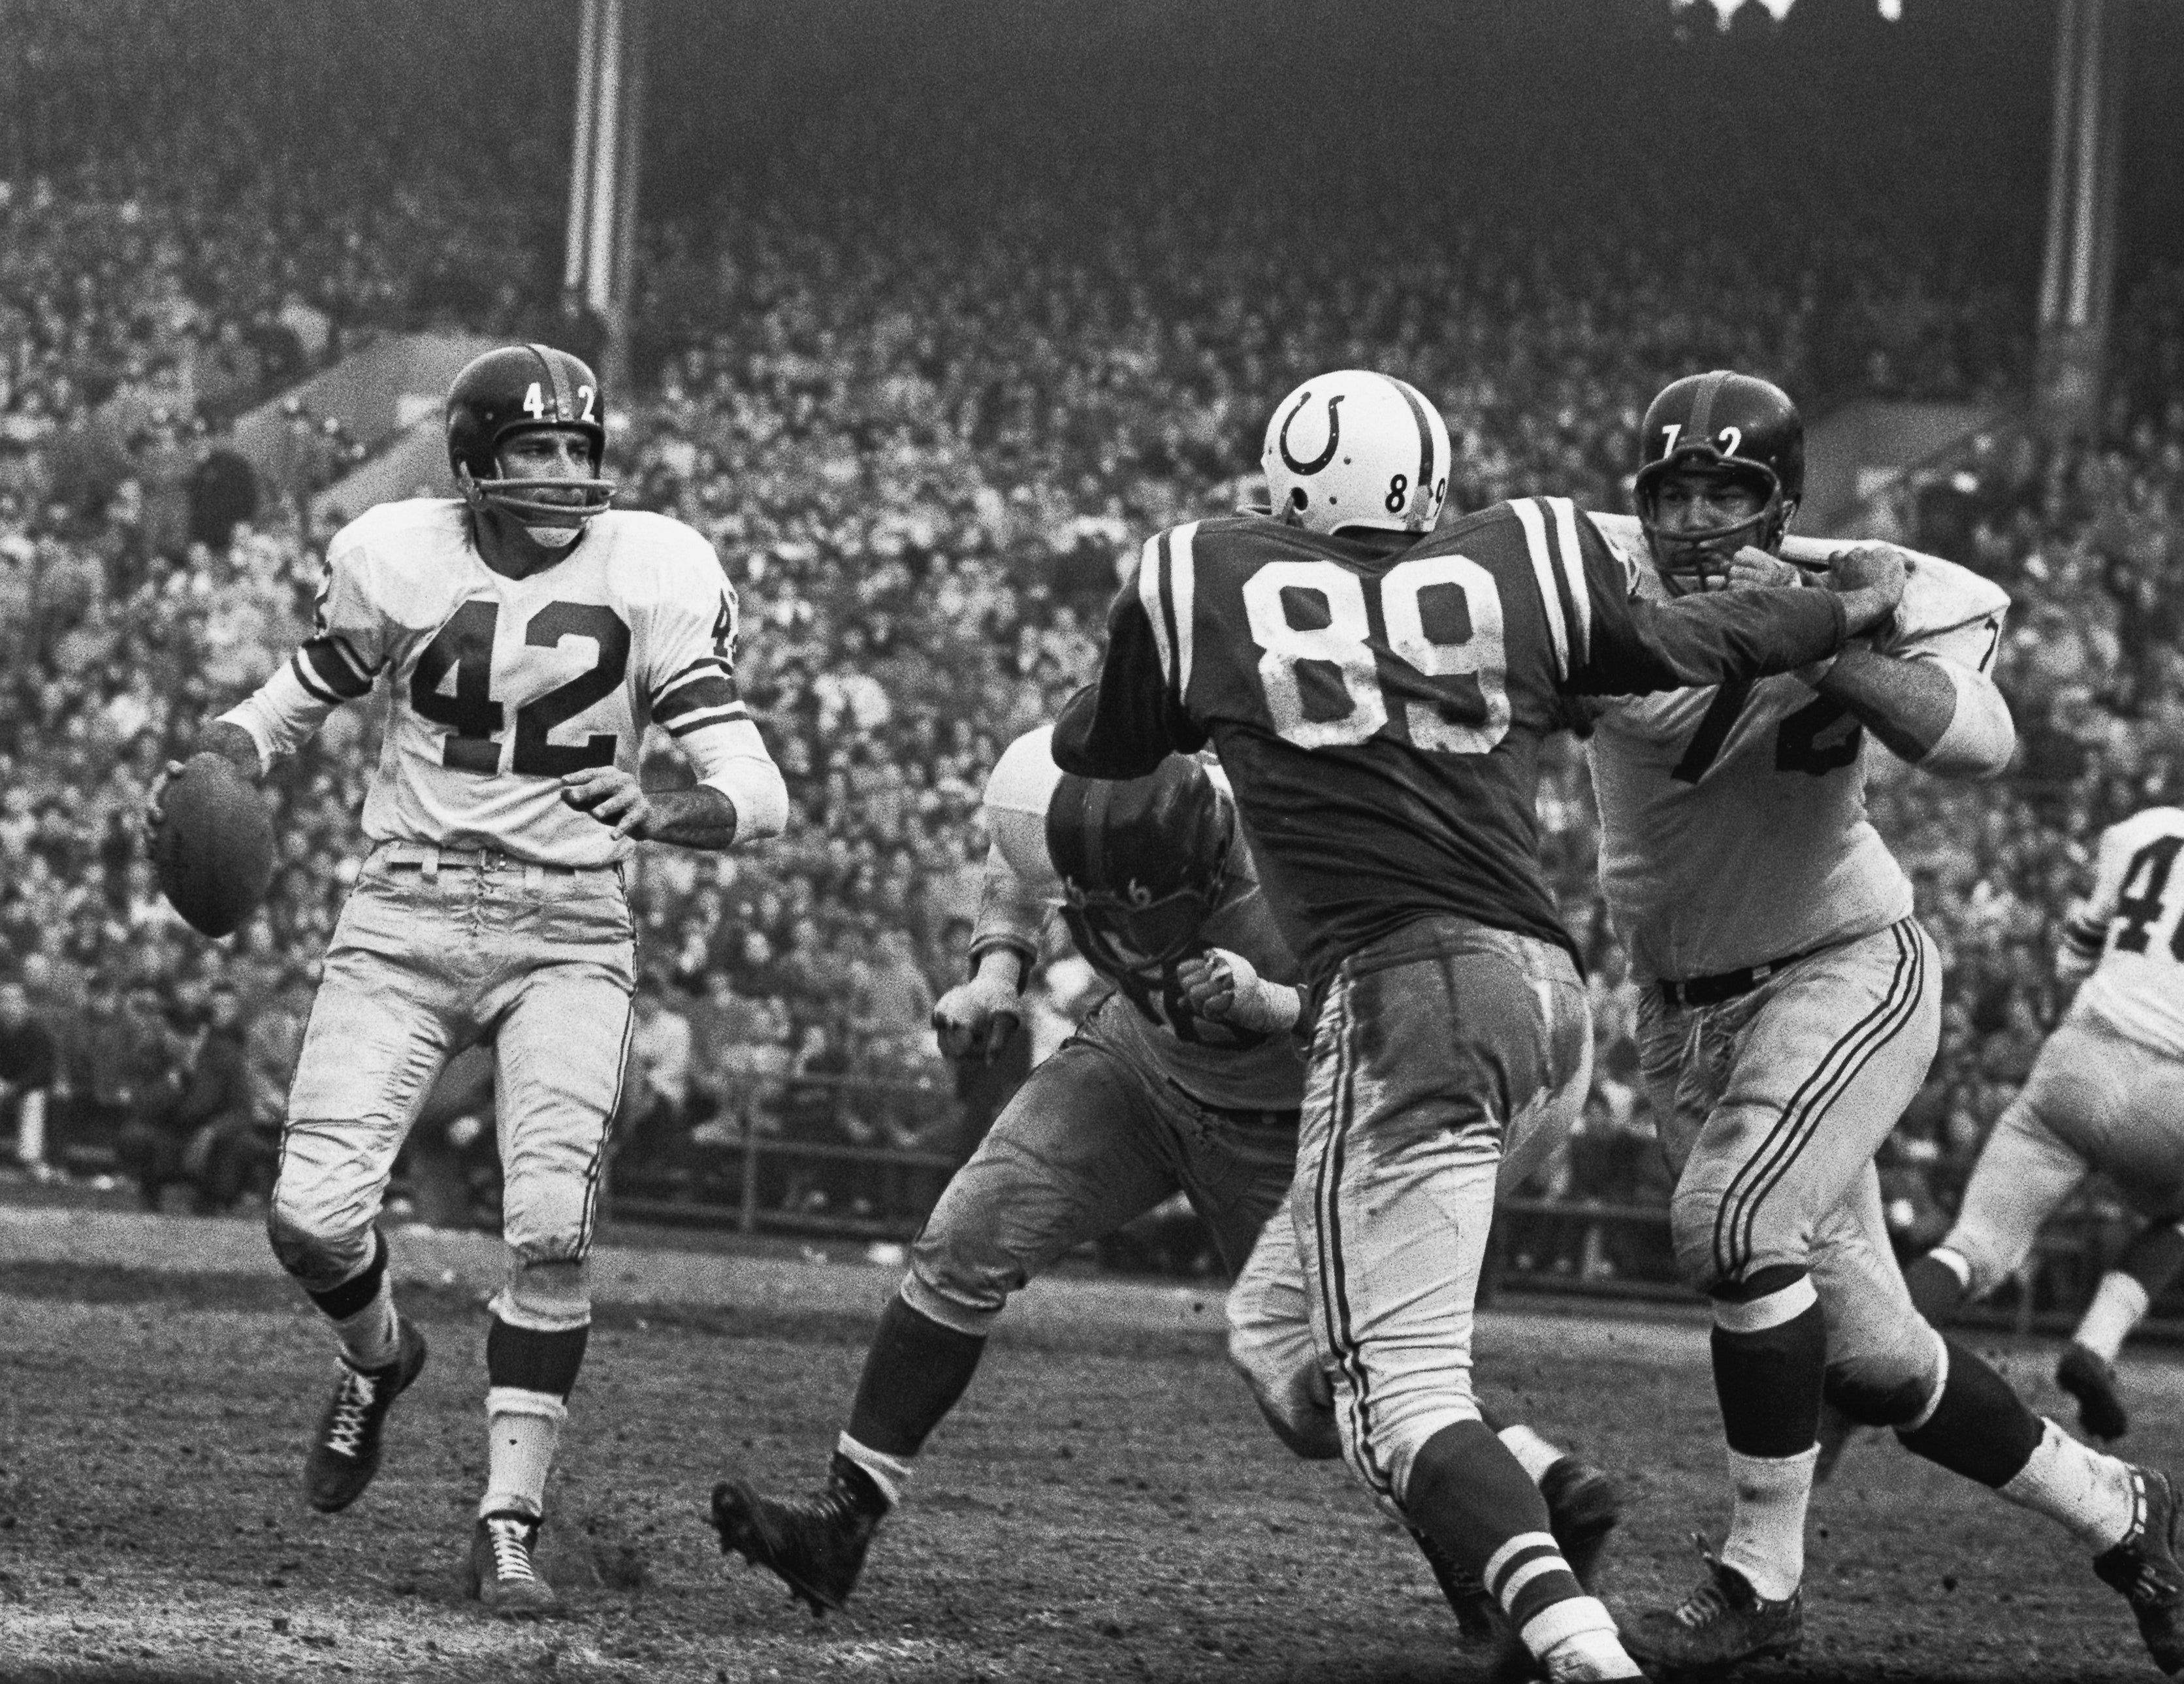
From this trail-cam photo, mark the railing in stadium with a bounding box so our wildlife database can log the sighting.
[35,1071,2151,1336]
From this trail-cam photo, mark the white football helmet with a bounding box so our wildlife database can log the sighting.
[983,724,1067,898]
[1261,370,1451,536]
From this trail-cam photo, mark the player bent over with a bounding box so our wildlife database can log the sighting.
[1057,370,1899,1681]
[1904,804,2184,1448]
[150,346,787,1615]
[1582,371,2183,1676]
[709,730,1621,1632]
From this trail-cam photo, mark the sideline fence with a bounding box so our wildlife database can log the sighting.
[33,1071,2157,1339]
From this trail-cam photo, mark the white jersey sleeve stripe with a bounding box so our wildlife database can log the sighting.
[1136,531,1176,696]
[1546,496,1592,672]
[1510,498,1571,683]
[289,651,346,708]
[1169,519,1200,704]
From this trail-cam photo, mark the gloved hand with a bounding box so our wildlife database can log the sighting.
[1175,947,1299,1034]
[932,951,1025,1063]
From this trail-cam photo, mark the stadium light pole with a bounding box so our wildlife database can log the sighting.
[562,0,650,391]
[2033,0,2120,438]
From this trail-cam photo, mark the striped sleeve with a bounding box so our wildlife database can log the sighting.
[1509,497,1592,683]
[1136,521,1202,713]
[291,634,376,705]
[644,558,750,738]
[217,533,389,763]
[650,654,748,738]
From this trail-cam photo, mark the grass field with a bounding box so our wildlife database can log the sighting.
[1,1262,2179,1683]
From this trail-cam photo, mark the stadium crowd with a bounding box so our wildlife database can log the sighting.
[0,6,2177,1286]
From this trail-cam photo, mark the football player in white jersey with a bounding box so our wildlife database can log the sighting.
[147,345,788,1614]
[1589,372,2184,1677]
[1906,805,2184,1446]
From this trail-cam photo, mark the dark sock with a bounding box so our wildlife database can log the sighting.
[485,1318,590,1399]
[2117,1220,2184,1301]
[1897,1338,2044,1488]
[1904,1253,1970,1324]
[844,1295,988,1459]
[307,1230,390,1321]
[1710,1282,1826,1457]
[1405,1421,1586,1638]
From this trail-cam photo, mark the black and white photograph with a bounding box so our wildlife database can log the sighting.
[5,0,2184,1677]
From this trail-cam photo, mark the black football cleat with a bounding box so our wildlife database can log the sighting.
[711,1455,886,1615]
[1541,1456,1625,1591]
[2094,1465,2184,1675]
[304,1316,427,1514]
[467,1510,562,1617]
[2059,1342,2131,1443]
[1624,1536,1802,1676]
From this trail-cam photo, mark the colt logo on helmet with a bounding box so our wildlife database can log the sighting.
[1278,392,1343,476]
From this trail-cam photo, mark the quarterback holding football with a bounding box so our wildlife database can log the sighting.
[147,344,787,1613]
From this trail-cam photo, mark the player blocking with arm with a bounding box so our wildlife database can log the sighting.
[1904,805,2184,1448]
[1585,372,2184,1677]
[1054,370,1899,1683]
[150,346,787,1615]
[707,726,1622,1629]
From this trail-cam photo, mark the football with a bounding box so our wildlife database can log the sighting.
[152,752,276,939]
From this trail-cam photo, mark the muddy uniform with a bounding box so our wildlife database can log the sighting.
[224,498,779,1333]
[905,727,1307,1340]
[1587,543,2007,1408]
[1055,498,1851,1513]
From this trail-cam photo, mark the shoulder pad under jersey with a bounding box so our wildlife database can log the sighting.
[1886,552,2011,652]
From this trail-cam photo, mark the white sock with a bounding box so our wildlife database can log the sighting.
[1718,1445,1818,1602]
[332,1279,399,1370]
[837,1432,913,1510]
[1523,1596,1628,1674]
[481,1387,567,1520]
[2075,1273,2151,1364]
[1999,1417,2139,1551]
[1500,1423,1568,1484]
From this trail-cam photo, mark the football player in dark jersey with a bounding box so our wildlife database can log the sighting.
[707,739,1620,1638]
[1054,369,1903,1682]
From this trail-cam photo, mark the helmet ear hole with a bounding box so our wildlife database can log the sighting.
[1289,487,1309,511]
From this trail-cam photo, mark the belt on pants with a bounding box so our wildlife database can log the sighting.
[374,843,602,880]
[1166,1078,1299,1131]
[1655,939,1841,1011]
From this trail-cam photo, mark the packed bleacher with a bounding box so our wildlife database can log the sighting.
[1,0,2180,1276]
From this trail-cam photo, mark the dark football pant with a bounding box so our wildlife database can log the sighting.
[902,993,1296,1338]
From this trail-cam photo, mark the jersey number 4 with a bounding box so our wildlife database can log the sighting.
[410,600,630,776]
[2113,835,2184,960]
[1242,557,1509,753]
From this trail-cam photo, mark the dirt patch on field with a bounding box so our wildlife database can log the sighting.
[0,1276,2173,1681]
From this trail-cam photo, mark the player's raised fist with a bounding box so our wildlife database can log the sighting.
[932,960,1023,1063]
[1725,546,1803,591]
[1822,543,1907,638]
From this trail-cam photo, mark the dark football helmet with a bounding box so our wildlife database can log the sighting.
[1047,756,1233,971]
[445,344,616,529]
[1633,370,1805,590]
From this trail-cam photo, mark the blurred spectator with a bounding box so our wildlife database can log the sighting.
[0,980,59,1179]
[108,981,190,1209]
[187,418,260,551]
